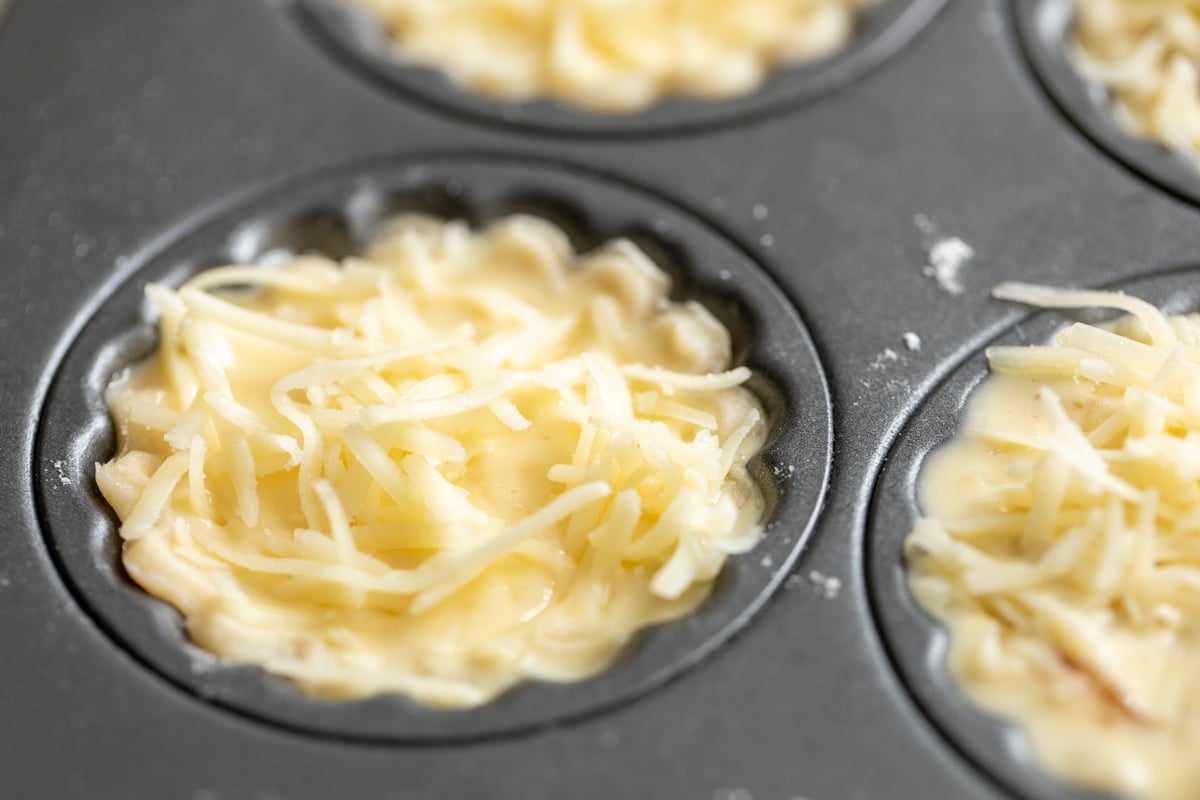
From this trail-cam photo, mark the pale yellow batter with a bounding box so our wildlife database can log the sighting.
[97,214,766,707]
[352,0,880,112]
[908,283,1200,800]
[1071,0,1200,165]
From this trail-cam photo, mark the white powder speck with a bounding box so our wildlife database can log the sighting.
[760,233,775,248]
[752,203,769,221]
[761,555,774,569]
[808,570,842,599]
[53,459,71,486]
[718,269,732,281]
[902,332,922,351]
[923,237,973,295]
[870,347,899,370]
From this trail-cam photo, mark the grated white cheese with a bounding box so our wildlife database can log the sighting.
[351,0,881,112]
[97,214,768,707]
[1070,0,1200,168]
[908,282,1200,800]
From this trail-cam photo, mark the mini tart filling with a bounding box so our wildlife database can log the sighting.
[98,214,767,708]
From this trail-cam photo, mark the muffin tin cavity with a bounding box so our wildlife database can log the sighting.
[292,0,947,137]
[34,155,832,743]
[867,266,1200,800]
[1016,0,1200,208]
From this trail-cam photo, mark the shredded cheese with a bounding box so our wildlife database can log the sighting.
[350,0,880,112]
[908,282,1200,800]
[97,213,767,706]
[1070,0,1200,166]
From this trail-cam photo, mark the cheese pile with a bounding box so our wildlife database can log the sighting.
[908,283,1200,800]
[351,0,880,112]
[97,214,766,707]
[1071,0,1200,165]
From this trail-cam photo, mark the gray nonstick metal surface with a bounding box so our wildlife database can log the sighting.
[4,0,1200,798]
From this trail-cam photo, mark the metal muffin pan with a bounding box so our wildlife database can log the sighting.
[7,0,1200,797]
[36,155,832,742]
[295,0,949,137]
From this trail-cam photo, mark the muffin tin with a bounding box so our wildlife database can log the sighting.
[7,0,1200,797]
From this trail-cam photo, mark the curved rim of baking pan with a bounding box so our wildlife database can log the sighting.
[866,265,1200,800]
[1015,0,1200,209]
[33,152,834,744]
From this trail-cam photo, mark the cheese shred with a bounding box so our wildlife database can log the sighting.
[350,0,880,112]
[1069,0,1200,167]
[97,213,767,706]
[908,282,1200,800]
